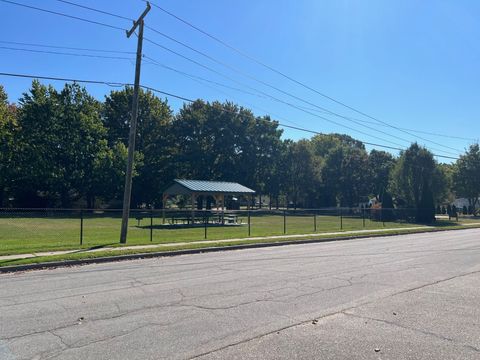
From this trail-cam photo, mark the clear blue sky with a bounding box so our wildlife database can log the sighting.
[1,0,479,162]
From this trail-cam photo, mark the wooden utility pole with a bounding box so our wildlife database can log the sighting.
[120,2,151,244]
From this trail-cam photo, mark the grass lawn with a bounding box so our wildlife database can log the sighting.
[1,223,477,268]
[0,213,429,256]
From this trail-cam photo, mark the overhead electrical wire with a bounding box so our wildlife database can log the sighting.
[301,107,478,142]
[0,42,453,153]
[0,72,192,101]
[145,55,476,143]
[0,71,460,161]
[146,0,470,153]
[0,46,134,60]
[143,54,411,147]
[0,0,126,31]
[144,27,462,153]
[11,0,465,155]
[1,49,466,152]
[143,55,269,99]
[141,31,462,155]
[0,40,135,54]
[142,39,461,154]
[144,56,304,128]
[53,0,134,22]
[1,0,469,154]
[143,55,471,156]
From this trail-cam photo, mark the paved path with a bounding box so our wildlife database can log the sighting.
[1,229,479,359]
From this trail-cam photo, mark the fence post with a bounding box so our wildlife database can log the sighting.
[362,207,365,228]
[204,210,208,239]
[314,211,317,232]
[283,209,286,234]
[340,208,343,230]
[248,209,251,237]
[382,208,385,227]
[80,209,84,245]
[150,209,153,242]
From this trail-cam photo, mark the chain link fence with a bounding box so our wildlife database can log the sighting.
[0,207,465,255]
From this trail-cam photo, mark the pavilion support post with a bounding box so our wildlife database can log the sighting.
[221,193,225,225]
[247,194,252,236]
[191,193,197,224]
[162,193,168,224]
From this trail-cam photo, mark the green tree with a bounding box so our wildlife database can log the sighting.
[89,141,143,207]
[0,85,18,206]
[103,87,173,206]
[453,144,480,213]
[322,145,369,207]
[280,140,316,208]
[15,81,110,207]
[173,100,283,201]
[368,150,396,199]
[389,143,445,222]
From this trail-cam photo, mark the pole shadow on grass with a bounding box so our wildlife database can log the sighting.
[73,243,118,253]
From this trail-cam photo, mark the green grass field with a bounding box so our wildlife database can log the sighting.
[0,213,429,256]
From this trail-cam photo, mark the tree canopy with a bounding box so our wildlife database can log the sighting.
[0,80,473,220]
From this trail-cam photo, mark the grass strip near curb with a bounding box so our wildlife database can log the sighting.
[1,224,477,269]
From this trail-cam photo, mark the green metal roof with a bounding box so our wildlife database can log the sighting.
[165,179,255,194]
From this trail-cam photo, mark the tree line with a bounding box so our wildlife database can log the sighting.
[1,81,479,222]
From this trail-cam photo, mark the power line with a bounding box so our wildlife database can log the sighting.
[143,38,409,148]
[146,0,466,154]
[0,0,126,31]
[142,39,462,154]
[301,105,477,142]
[0,40,135,54]
[143,55,465,158]
[143,55,268,99]
[53,0,133,22]
[0,71,460,160]
[144,56,304,128]
[0,46,134,60]
[33,0,464,154]
[141,31,461,155]
[0,72,190,100]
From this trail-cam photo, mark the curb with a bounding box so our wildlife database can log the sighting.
[0,227,476,273]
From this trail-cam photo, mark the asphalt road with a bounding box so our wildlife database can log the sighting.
[1,229,479,360]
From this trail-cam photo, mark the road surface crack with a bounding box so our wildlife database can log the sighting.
[342,312,480,353]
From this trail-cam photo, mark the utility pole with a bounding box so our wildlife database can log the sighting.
[120,2,151,244]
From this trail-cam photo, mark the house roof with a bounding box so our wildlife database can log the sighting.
[164,179,255,195]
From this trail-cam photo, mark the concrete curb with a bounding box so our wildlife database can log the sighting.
[1,226,476,274]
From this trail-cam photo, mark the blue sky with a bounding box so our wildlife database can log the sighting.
[1,0,479,162]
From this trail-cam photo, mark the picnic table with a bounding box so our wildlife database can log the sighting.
[167,214,242,225]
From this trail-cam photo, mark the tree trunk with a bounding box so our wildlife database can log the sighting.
[87,195,95,209]
[60,190,70,208]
